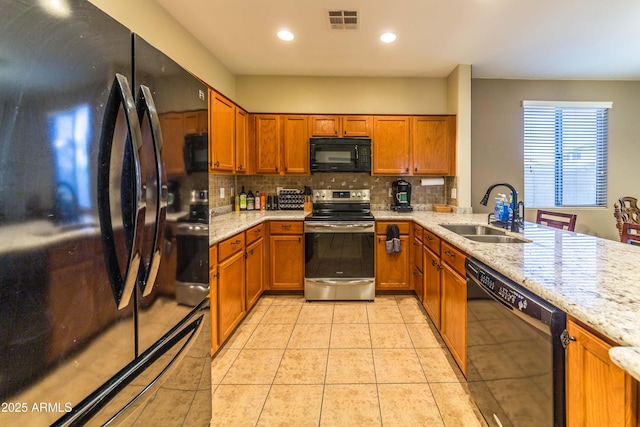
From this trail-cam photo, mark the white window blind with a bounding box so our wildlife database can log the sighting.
[523,101,610,208]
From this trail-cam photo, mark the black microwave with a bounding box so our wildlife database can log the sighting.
[310,137,372,172]
[183,134,208,174]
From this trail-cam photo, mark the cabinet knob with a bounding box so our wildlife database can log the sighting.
[284,166,288,172]
[275,166,278,172]
[238,164,243,170]
[405,167,409,173]
[415,167,418,172]
[214,161,220,167]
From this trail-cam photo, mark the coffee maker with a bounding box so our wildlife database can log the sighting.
[391,178,413,212]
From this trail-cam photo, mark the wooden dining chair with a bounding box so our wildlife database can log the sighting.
[613,196,640,241]
[621,222,640,246]
[536,210,577,231]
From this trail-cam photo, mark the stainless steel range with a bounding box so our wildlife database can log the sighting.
[304,189,375,301]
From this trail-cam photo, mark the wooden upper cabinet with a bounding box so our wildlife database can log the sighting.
[372,116,410,175]
[254,114,281,174]
[412,116,455,176]
[184,110,208,135]
[310,115,340,137]
[158,112,186,176]
[310,115,372,137]
[283,115,309,174]
[209,91,235,172]
[342,116,372,137]
[235,107,250,174]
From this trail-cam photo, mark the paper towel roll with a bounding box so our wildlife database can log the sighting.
[420,177,445,186]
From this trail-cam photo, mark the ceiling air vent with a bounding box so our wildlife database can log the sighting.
[327,10,359,30]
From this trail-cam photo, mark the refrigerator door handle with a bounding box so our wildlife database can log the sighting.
[52,299,210,427]
[135,85,167,297]
[97,73,146,310]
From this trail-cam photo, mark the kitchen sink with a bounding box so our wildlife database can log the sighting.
[439,224,507,236]
[463,235,530,244]
[439,223,530,243]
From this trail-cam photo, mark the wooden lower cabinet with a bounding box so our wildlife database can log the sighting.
[567,318,638,426]
[245,237,264,310]
[209,245,219,355]
[269,221,304,290]
[440,247,467,376]
[217,241,246,344]
[375,221,411,290]
[423,245,442,330]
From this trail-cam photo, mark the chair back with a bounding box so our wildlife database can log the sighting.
[535,210,577,231]
[613,196,640,241]
[621,222,640,246]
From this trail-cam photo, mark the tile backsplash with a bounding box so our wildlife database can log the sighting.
[209,173,455,211]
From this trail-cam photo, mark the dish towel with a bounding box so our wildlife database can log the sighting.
[385,224,402,254]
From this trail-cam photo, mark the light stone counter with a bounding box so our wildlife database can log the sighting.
[610,347,640,382]
[209,208,640,379]
[209,210,307,245]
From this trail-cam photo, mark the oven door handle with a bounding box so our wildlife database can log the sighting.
[305,223,374,232]
[306,278,375,285]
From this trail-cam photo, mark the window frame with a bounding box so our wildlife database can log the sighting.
[522,100,611,209]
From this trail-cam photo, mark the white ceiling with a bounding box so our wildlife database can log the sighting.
[154,0,640,80]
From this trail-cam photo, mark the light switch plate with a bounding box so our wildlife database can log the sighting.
[220,187,225,198]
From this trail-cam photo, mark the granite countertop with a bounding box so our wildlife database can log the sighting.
[209,208,640,380]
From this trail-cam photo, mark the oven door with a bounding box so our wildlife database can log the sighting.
[304,221,375,300]
[175,223,209,305]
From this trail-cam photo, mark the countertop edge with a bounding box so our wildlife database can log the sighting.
[609,347,640,382]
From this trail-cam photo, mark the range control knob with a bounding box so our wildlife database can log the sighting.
[357,192,362,197]
[321,193,326,198]
[315,192,320,198]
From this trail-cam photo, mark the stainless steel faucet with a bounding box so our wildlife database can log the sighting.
[480,182,524,232]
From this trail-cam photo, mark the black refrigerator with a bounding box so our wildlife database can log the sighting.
[0,1,211,425]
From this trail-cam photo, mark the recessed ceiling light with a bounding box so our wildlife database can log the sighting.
[380,32,397,43]
[277,30,294,41]
[39,0,71,17]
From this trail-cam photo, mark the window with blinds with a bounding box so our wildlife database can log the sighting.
[523,100,611,208]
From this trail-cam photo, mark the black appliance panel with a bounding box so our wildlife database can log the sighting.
[310,137,371,172]
[183,134,209,173]
[466,258,566,427]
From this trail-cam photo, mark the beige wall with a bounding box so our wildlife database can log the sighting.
[89,0,235,97]
[447,65,472,208]
[471,79,640,240]
[235,76,448,114]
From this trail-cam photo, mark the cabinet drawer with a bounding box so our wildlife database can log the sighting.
[422,229,441,255]
[413,223,423,241]
[209,245,218,271]
[218,233,245,262]
[441,241,466,276]
[376,221,410,235]
[269,221,303,234]
[246,223,265,245]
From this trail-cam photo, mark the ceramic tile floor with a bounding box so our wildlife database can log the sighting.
[211,294,488,426]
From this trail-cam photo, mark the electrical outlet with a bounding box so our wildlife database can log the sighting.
[451,188,457,199]
[389,188,392,197]
[220,187,225,198]
[230,187,234,197]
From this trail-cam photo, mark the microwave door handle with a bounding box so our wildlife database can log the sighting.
[354,145,359,167]
[136,85,166,297]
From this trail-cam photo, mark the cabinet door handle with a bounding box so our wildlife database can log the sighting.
[405,167,409,173]
[275,166,279,172]
[284,166,288,172]
[413,242,420,246]
[244,252,248,258]
[231,240,241,245]
[298,237,301,243]
[432,260,436,267]
[238,164,243,170]
[444,251,454,257]
[425,235,433,241]
[282,224,291,229]
[214,161,220,167]
[415,167,418,172]
[213,272,220,279]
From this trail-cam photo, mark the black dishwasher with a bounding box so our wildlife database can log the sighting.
[466,258,568,427]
